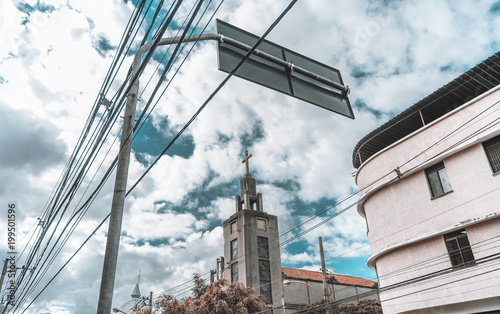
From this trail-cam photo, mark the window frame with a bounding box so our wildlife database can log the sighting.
[483,135,500,174]
[257,236,269,259]
[258,259,272,303]
[425,161,453,198]
[231,262,238,282]
[444,229,475,268]
[230,239,238,260]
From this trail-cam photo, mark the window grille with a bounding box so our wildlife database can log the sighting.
[483,135,500,173]
[231,239,238,260]
[257,237,269,258]
[231,263,238,282]
[259,260,272,303]
[444,229,475,267]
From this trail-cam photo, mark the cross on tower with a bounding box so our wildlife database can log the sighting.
[241,149,252,177]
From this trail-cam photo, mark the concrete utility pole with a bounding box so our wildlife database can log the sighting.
[96,73,139,314]
[0,259,8,313]
[319,237,331,312]
[0,259,8,296]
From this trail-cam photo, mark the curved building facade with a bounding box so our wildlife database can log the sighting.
[353,52,500,313]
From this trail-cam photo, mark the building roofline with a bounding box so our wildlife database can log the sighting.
[352,51,500,169]
[281,267,376,288]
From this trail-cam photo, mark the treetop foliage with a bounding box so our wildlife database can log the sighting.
[135,273,269,314]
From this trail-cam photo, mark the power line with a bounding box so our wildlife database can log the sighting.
[10,1,223,312]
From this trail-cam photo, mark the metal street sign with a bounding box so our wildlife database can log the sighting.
[216,19,354,119]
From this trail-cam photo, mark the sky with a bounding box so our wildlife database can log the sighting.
[0,0,499,313]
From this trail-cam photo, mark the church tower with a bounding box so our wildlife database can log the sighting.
[223,150,284,309]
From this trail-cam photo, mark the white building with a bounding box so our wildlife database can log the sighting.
[352,52,500,313]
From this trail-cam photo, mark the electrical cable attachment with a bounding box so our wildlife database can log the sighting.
[394,166,403,179]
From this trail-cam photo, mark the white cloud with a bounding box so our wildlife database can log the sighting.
[1,0,499,312]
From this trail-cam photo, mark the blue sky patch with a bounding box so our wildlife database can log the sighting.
[15,1,56,15]
[330,256,376,279]
[352,100,386,119]
[239,119,266,148]
[350,67,374,79]
[93,35,117,58]
[490,1,500,13]
[132,117,195,165]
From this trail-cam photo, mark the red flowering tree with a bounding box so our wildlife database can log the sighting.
[135,274,268,314]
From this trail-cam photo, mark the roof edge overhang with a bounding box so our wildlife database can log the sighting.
[354,84,500,186]
[352,52,500,169]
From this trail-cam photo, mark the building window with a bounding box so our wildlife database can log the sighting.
[257,236,269,258]
[230,220,237,234]
[259,260,272,303]
[231,239,238,260]
[483,135,500,174]
[257,218,267,231]
[425,162,452,198]
[231,262,238,282]
[444,229,475,267]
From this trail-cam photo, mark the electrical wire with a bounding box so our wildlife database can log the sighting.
[147,100,500,306]
[9,1,500,312]
[9,2,221,312]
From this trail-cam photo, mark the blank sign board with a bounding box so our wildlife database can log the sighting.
[216,19,354,119]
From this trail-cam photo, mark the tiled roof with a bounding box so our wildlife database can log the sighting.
[282,267,376,288]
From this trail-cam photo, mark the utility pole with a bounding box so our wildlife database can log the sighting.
[96,76,139,314]
[0,259,7,294]
[149,291,153,312]
[96,1,186,312]
[0,259,9,314]
[0,259,8,304]
[319,237,331,313]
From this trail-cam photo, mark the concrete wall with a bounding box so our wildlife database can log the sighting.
[355,87,500,313]
[377,219,500,313]
[283,280,379,309]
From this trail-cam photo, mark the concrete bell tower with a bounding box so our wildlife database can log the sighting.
[223,150,284,309]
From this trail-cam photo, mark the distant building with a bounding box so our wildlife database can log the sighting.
[115,276,142,313]
[222,150,284,310]
[222,150,378,312]
[282,267,378,310]
[353,52,500,313]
